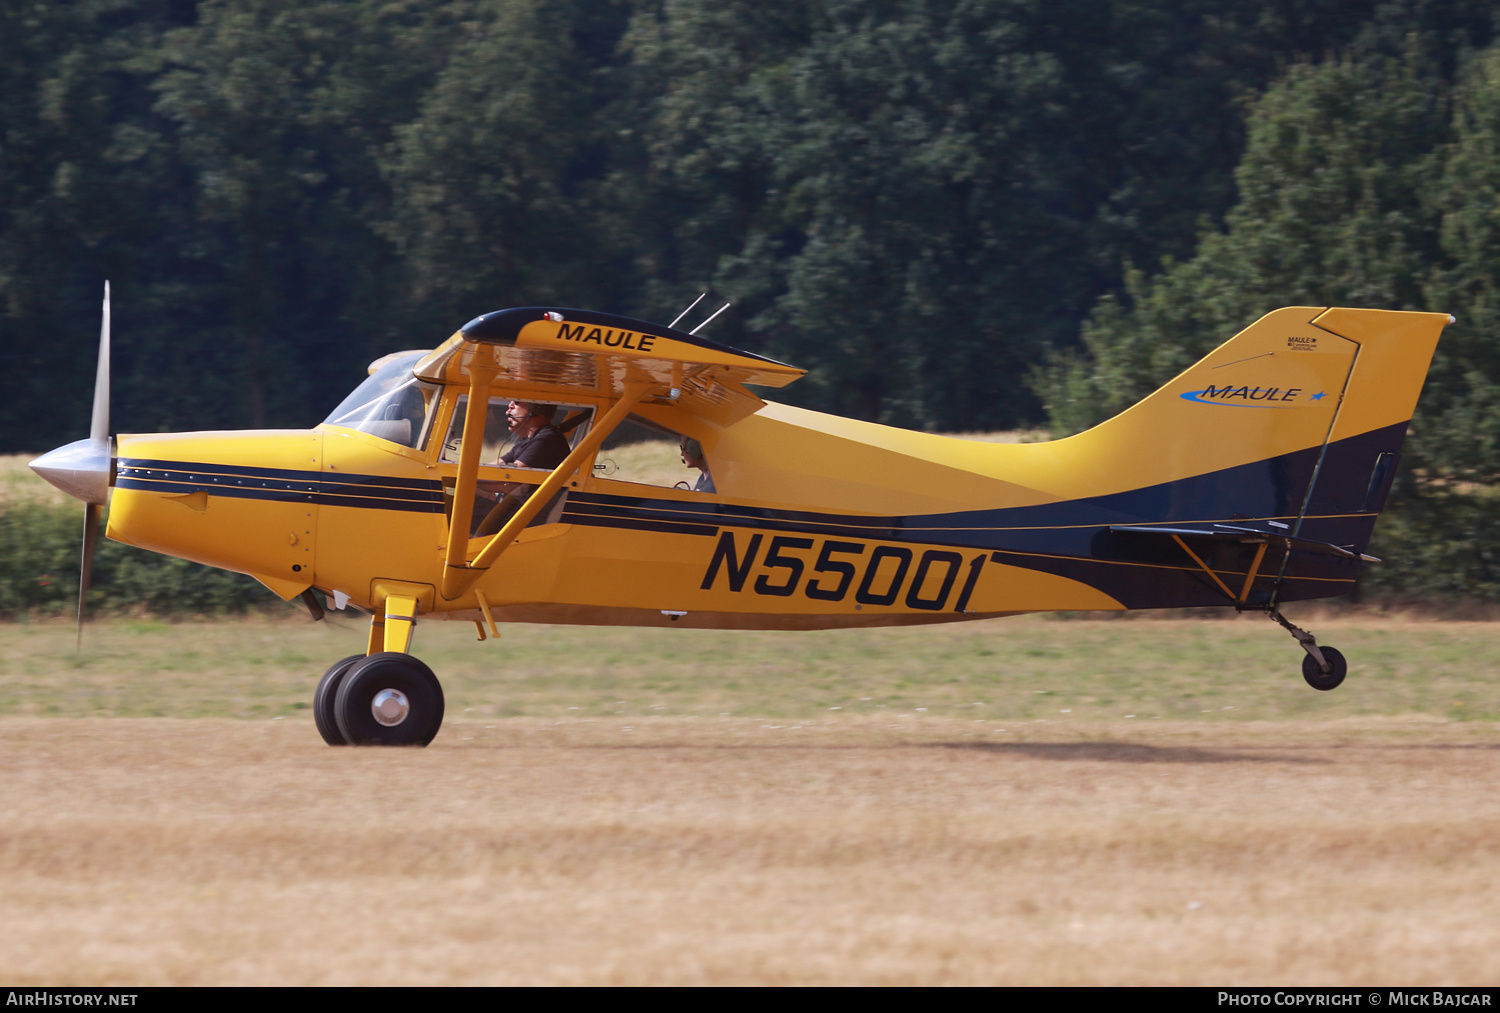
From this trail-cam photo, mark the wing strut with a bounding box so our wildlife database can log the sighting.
[441,363,500,583]
[440,381,651,601]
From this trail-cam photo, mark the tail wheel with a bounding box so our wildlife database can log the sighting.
[334,652,445,746]
[1302,646,1348,691]
[313,654,365,746]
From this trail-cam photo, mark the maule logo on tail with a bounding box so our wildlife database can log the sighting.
[1180,384,1327,407]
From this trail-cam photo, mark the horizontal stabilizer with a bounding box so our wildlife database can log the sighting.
[1110,524,1379,563]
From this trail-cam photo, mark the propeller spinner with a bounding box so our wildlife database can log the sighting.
[29,282,113,648]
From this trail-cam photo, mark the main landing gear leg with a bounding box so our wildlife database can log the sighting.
[1269,609,1347,691]
[313,594,446,746]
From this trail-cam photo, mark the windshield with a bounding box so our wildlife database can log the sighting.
[324,351,439,449]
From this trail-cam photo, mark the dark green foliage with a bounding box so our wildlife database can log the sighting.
[625,0,1471,430]
[384,0,636,322]
[11,0,1482,451]
[1036,52,1449,434]
[147,0,475,429]
[0,504,80,615]
[1040,40,1500,600]
[0,503,273,616]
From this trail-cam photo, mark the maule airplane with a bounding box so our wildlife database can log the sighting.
[31,287,1449,745]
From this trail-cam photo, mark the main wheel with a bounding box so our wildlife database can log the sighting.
[334,652,445,746]
[313,654,365,746]
[1302,646,1347,691]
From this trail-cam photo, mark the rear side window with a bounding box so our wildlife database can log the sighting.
[594,415,714,492]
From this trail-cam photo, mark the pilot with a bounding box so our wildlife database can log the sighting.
[474,401,571,535]
[679,437,715,493]
[498,401,571,470]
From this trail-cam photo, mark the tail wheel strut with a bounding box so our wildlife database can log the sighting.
[1269,609,1347,691]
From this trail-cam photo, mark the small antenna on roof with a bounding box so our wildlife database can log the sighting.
[690,302,731,335]
[668,293,706,329]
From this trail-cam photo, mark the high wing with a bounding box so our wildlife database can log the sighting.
[414,307,804,426]
[413,307,805,599]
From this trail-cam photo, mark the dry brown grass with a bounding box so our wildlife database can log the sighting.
[2,715,1498,985]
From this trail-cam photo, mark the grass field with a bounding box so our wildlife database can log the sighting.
[3,715,1498,985]
[3,611,1498,722]
[5,454,1499,984]
[1,615,1498,984]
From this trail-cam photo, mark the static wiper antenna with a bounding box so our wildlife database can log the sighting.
[668,293,706,329]
[690,302,731,335]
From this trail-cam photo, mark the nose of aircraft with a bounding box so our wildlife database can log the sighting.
[30,437,112,505]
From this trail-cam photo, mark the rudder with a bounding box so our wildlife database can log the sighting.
[1059,306,1447,607]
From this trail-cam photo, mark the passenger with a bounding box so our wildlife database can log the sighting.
[679,437,715,493]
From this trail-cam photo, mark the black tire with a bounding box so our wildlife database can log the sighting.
[334,652,444,746]
[314,654,365,746]
[1302,646,1348,691]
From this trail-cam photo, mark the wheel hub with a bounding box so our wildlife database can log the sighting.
[371,688,410,726]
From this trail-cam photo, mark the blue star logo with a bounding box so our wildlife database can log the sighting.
[1310,391,1326,400]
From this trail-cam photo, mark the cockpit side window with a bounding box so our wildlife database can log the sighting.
[436,396,597,537]
[324,352,439,449]
[439,397,595,468]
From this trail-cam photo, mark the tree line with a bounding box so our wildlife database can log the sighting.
[2,0,1498,606]
[1038,40,1500,599]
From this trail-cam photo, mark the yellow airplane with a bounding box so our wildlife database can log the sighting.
[30,288,1450,745]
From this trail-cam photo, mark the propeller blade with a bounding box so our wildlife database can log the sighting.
[78,502,101,652]
[90,282,110,447]
[32,282,114,504]
[76,282,111,652]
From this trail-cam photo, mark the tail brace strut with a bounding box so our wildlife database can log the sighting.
[1268,608,1330,674]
